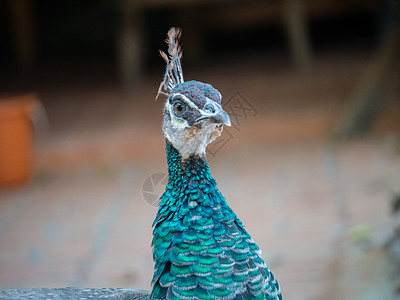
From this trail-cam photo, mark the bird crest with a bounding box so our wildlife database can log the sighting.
[156,27,185,100]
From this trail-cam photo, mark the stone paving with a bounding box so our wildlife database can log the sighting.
[1,52,400,300]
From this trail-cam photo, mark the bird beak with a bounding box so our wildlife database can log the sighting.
[196,108,231,127]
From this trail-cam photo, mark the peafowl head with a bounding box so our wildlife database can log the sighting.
[157,28,231,159]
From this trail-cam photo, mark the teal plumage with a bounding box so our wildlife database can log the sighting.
[151,27,282,300]
[151,144,282,300]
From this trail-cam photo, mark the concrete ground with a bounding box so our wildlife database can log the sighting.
[1,51,400,300]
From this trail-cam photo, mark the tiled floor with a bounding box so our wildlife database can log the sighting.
[1,52,399,300]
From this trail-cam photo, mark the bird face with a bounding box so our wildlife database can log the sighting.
[162,81,231,159]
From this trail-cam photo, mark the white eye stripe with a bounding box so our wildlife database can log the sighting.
[168,94,222,118]
[170,93,198,109]
[205,97,221,107]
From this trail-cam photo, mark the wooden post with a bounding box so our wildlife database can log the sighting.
[283,0,312,70]
[8,0,37,68]
[333,28,400,138]
[117,0,145,88]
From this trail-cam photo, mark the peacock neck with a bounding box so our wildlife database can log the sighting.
[165,140,212,182]
[158,140,218,211]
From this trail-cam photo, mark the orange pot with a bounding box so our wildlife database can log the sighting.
[0,94,39,187]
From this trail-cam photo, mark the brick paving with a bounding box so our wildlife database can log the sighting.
[1,52,400,299]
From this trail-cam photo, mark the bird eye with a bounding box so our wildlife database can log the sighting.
[173,101,187,116]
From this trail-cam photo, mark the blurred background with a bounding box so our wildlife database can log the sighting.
[1,0,400,299]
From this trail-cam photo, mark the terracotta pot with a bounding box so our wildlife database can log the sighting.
[0,94,39,187]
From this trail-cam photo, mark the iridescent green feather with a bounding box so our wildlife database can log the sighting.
[151,142,282,300]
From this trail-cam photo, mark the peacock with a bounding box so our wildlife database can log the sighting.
[150,28,282,300]
[0,27,282,300]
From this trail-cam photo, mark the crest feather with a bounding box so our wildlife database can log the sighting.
[156,27,184,100]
